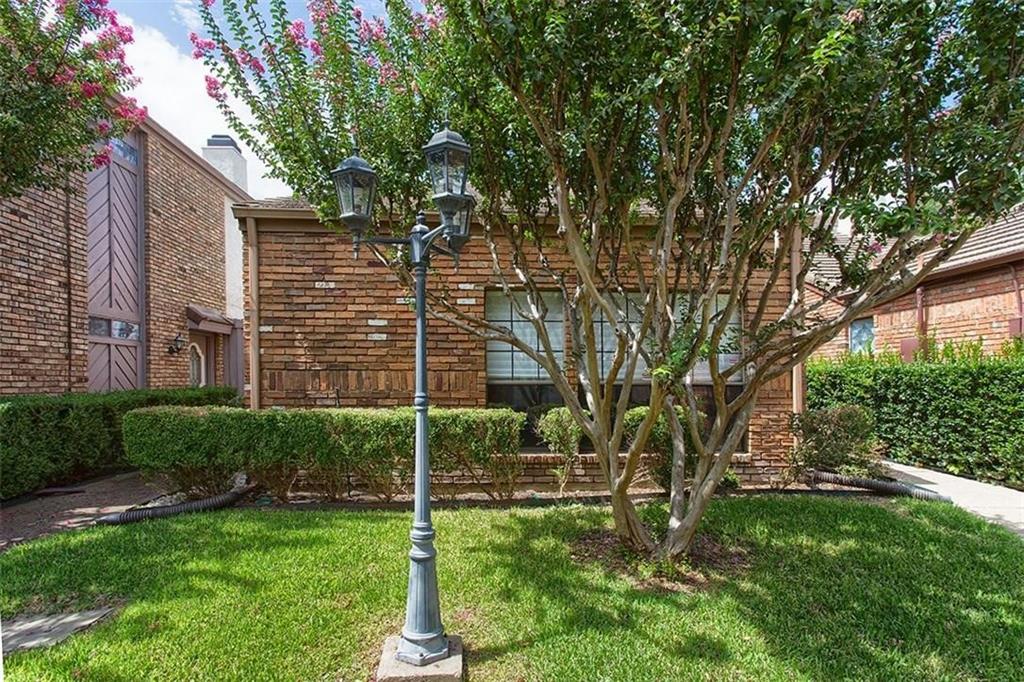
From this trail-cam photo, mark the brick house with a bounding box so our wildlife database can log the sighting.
[0,118,252,396]
[233,199,803,483]
[812,207,1024,359]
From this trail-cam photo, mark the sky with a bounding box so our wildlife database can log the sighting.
[111,0,386,199]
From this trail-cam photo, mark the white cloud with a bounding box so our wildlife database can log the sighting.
[122,16,292,199]
[172,0,202,33]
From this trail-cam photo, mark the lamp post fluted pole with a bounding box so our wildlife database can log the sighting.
[396,217,448,665]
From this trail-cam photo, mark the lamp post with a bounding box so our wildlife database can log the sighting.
[330,125,474,666]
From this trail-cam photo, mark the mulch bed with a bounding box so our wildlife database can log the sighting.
[569,528,750,594]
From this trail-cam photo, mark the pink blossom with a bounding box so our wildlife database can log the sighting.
[53,66,77,85]
[92,145,112,168]
[205,74,227,102]
[80,81,104,98]
[24,62,38,78]
[379,61,399,84]
[868,242,884,255]
[202,0,215,7]
[352,6,362,20]
[286,19,308,47]
[190,32,217,59]
[425,2,445,30]
[96,120,113,135]
[308,0,337,30]
[364,54,379,69]
[114,97,148,126]
[309,40,323,57]
[843,8,865,24]
[235,48,266,75]
[98,23,134,46]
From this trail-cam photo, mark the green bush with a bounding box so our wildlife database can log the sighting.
[536,407,585,496]
[808,353,1024,488]
[787,405,883,481]
[0,387,239,499]
[123,406,525,501]
[535,405,704,492]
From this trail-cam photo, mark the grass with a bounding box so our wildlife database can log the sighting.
[2,495,1023,681]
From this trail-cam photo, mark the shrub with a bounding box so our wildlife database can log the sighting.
[787,405,884,482]
[123,406,525,501]
[623,405,700,492]
[0,387,239,499]
[808,353,1024,487]
[535,405,704,493]
[536,407,584,496]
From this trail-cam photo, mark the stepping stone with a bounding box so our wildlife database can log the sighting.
[2,607,115,655]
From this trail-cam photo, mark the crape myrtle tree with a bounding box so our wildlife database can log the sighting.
[0,0,148,197]
[197,0,1023,556]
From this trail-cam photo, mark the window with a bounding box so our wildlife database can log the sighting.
[678,294,743,384]
[188,343,206,387]
[485,290,564,382]
[89,316,140,341]
[594,293,649,381]
[850,317,874,354]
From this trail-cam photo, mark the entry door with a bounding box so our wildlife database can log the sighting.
[87,135,144,392]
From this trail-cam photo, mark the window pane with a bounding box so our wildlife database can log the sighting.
[850,318,874,353]
[112,320,140,340]
[484,290,564,382]
[89,317,110,337]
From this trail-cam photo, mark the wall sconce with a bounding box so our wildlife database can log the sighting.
[168,333,186,354]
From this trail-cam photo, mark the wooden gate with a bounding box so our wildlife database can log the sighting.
[87,135,144,392]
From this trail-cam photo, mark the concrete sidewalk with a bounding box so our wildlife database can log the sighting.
[886,461,1024,538]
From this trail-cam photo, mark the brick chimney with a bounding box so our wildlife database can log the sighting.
[201,134,248,192]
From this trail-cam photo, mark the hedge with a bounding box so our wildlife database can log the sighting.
[0,387,240,500]
[536,405,701,491]
[122,406,526,500]
[807,354,1024,488]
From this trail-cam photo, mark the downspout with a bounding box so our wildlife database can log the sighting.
[1010,264,1023,320]
[246,217,261,409]
[915,285,927,356]
[63,177,73,393]
[791,225,805,414]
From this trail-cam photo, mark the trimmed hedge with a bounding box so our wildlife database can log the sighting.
[122,406,525,500]
[807,355,1024,488]
[0,387,240,500]
[535,405,701,491]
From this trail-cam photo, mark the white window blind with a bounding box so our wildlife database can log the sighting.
[485,290,564,382]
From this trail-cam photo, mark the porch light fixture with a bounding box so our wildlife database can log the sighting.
[330,124,476,668]
[167,333,186,354]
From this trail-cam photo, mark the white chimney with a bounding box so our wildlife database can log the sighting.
[201,134,248,192]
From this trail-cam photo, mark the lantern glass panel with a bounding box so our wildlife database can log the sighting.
[451,201,473,237]
[447,149,469,195]
[427,150,447,194]
[335,172,354,214]
[352,172,374,216]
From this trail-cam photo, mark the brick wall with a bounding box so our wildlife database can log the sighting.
[0,183,89,396]
[243,216,799,478]
[811,260,1024,361]
[809,290,855,360]
[142,131,229,388]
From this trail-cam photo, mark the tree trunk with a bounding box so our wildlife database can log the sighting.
[610,486,654,552]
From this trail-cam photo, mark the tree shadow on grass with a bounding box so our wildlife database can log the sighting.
[462,497,1024,680]
[0,509,410,681]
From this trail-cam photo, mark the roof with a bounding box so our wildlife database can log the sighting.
[809,204,1024,288]
[236,196,312,210]
[927,205,1024,276]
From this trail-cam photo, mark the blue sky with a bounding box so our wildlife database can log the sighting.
[109,0,387,198]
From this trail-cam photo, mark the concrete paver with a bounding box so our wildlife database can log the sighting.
[1,472,166,551]
[886,461,1024,537]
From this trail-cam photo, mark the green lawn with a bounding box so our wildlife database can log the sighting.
[2,496,1023,681]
